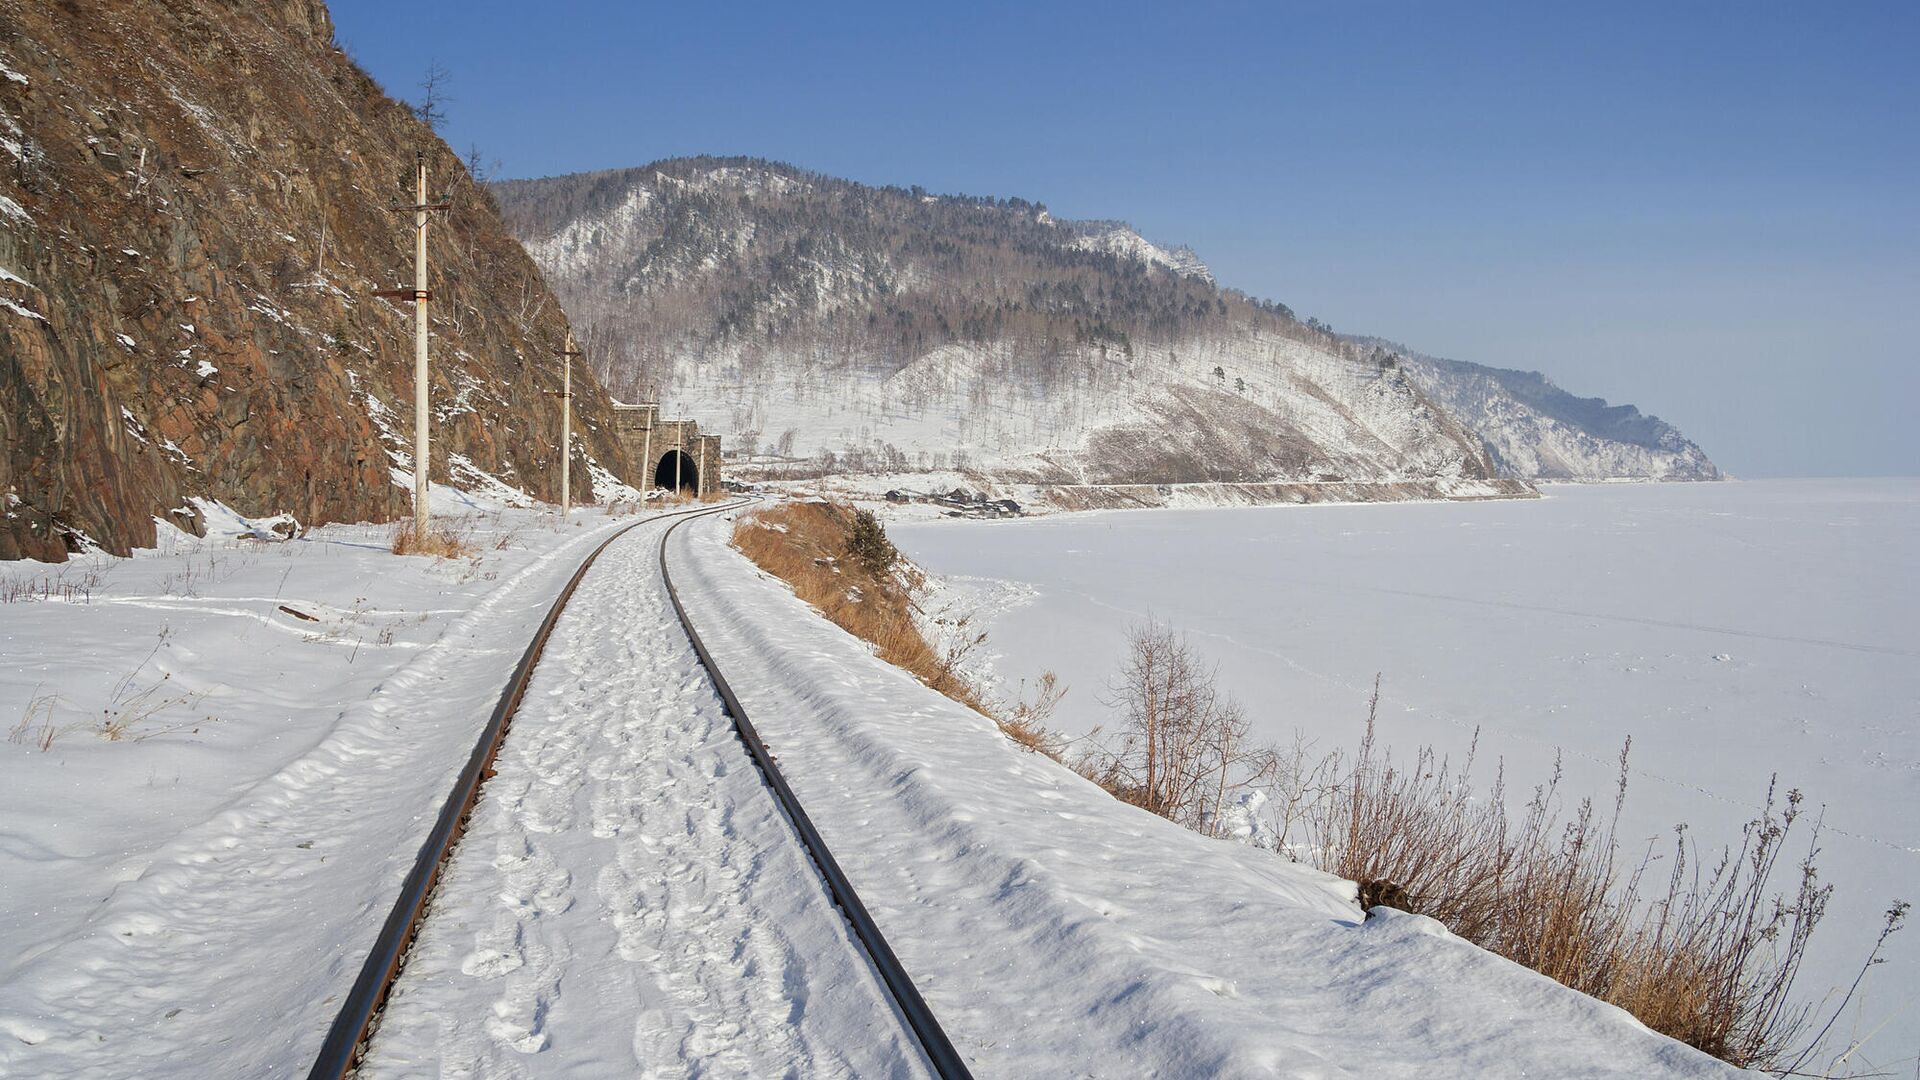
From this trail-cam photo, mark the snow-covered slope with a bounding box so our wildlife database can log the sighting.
[494,158,1504,491]
[663,509,1750,1077]
[496,157,1714,490]
[1058,217,1216,283]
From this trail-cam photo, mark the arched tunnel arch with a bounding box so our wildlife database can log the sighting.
[654,450,699,493]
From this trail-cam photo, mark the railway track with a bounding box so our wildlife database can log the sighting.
[308,500,972,1080]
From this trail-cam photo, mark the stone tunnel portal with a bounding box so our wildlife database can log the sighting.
[655,450,699,493]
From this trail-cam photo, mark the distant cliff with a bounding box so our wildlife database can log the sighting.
[0,0,628,560]
[1385,349,1719,480]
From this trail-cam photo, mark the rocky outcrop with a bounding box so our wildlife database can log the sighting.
[1394,351,1720,481]
[0,0,629,561]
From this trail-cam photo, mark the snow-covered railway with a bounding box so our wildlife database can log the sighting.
[331,503,961,1079]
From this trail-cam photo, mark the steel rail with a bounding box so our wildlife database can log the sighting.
[307,501,721,1080]
[659,504,976,1080]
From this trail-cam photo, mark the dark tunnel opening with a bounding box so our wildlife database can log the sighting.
[654,450,699,492]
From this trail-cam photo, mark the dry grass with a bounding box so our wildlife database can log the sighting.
[0,563,108,603]
[1275,679,1902,1071]
[1075,624,1904,1071]
[733,501,1074,759]
[389,520,474,558]
[8,689,60,751]
[734,501,981,701]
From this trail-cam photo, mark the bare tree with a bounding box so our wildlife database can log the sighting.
[414,60,452,131]
[1083,620,1271,834]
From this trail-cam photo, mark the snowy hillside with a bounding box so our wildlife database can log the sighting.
[494,156,1714,491]
[494,158,1504,492]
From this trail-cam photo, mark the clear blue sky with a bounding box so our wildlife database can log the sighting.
[329,1,1918,477]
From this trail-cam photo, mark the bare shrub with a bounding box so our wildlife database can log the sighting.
[1071,624,1903,1071]
[1078,620,1275,834]
[1285,678,1897,1070]
[999,671,1069,758]
[390,520,473,558]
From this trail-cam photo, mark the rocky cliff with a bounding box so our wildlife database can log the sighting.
[0,0,629,561]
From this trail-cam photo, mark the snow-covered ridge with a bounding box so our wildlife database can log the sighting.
[1060,218,1215,282]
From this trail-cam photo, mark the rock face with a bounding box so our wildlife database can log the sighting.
[0,0,629,561]
[1395,351,1720,481]
[493,158,1504,491]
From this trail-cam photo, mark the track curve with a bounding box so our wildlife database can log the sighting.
[660,504,975,1080]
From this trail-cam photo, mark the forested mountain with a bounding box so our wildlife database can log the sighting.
[494,158,1502,490]
[495,156,1715,490]
[0,0,627,560]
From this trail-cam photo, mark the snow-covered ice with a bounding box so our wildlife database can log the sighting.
[892,478,1920,1073]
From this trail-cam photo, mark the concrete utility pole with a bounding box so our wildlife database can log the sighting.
[411,157,429,533]
[640,400,653,502]
[378,151,450,536]
[554,332,582,518]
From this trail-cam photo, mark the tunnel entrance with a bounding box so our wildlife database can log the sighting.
[654,450,699,493]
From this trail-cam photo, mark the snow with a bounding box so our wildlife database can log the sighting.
[360,514,932,1078]
[1062,220,1215,283]
[5,478,1883,1076]
[640,509,1749,1076]
[0,501,647,1077]
[0,61,26,86]
[893,478,1920,1073]
[0,297,46,322]
[0,194,31,223]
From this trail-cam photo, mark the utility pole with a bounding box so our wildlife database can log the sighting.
[377,151,450,536]
[673,420,683,496]
[640,398,653,502]
[698,435,708,500]
[553,332,582,518]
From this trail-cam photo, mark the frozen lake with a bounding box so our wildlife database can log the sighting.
[893,478,1919,1071]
